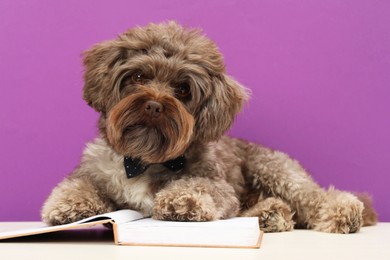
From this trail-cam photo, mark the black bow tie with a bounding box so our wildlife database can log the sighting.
[124,155,186,178]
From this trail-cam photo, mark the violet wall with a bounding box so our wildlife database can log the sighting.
[0,0,389,221]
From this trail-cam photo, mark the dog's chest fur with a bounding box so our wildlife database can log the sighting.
[79,138,157,216]
[76,136,252,216]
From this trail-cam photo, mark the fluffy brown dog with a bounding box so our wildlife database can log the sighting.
[41,21,377,233]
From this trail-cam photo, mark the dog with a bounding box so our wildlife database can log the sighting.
[41,21,377,233]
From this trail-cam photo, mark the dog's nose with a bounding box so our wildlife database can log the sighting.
[144,100,164,117]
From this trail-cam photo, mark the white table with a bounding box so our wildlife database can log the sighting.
[1,222,389,260]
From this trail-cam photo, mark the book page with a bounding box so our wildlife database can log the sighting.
[79,209,145,225]
[0,209,145,240]
[116,217,261,248]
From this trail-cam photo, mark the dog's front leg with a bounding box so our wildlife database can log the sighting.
[41,174,115,225]
[246,145,364,233]
[153,177,240,221]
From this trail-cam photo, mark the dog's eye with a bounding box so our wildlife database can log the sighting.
[175,83,191,100]
[131,70,147,84]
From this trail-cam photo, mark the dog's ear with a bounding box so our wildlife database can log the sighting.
[82,40,128,112]
[195,75,250,142]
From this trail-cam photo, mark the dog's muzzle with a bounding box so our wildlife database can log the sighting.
[105,90,194,163]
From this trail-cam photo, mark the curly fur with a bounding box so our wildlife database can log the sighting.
[41,21,377,233]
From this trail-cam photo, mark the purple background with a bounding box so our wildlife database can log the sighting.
[1,0,389,221]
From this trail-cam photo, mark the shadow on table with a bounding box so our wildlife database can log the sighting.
[0,227,114,243]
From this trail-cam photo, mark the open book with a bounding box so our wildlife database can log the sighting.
[0,210,263,248]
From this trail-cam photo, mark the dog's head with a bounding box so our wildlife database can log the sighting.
[83,21,249,164]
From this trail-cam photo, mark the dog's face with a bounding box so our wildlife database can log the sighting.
[82,22,248,164]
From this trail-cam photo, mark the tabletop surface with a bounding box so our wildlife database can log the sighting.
[0,222,389,260]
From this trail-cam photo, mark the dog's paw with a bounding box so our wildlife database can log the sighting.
[314,189,364,234]
[241,197,295,232]
[41,178,115,225]
[153,189,219,221]
[259,208,295,233]
[42,198,113,225]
